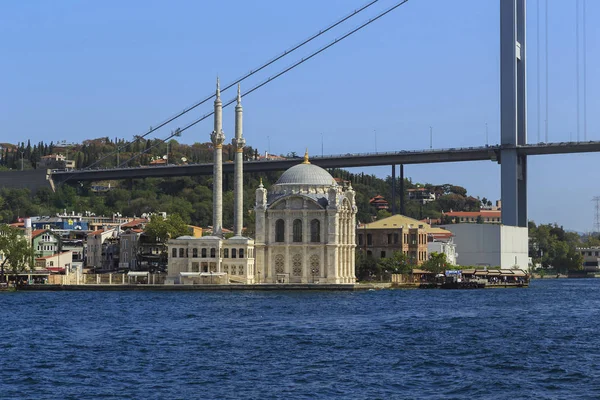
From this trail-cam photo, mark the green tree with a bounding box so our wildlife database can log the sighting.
[0,225,35,285]
[355,250,379,281]
[377,251,411,276]
[421,252,449,274]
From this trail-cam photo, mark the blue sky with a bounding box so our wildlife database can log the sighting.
[1,0,598,232]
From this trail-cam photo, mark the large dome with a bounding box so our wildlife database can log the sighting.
[276,163,336,186]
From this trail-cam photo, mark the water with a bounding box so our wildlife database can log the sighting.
[1,280,600,399]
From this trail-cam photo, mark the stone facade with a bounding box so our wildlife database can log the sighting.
[254,154,357,284]
[167,236,255,284]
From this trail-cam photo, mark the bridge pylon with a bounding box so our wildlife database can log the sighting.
[500,0,527,227]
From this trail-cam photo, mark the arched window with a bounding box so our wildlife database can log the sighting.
[192,248,198,258]
[179,248,185,258]
[310,219,320,242]
[232,248,237,258]
[275,219,285,242]
[210,248,216,258]
[293,219,302,242]
[239,248,244,258]
[201,248,207,258]
[172,248,177,258]
[224,248,229,258]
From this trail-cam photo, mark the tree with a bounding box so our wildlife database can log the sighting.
[144,214,189,245]
[377,251,411,276]
[0,225,35,286]
[355,250,379,281]
[421,252,449,274]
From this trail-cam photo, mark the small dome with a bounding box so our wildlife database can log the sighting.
[276,163,336,186]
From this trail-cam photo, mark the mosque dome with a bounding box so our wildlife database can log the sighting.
[275,155,336,187]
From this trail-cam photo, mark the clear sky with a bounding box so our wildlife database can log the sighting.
[1,0,598,232]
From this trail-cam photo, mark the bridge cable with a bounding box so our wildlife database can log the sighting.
[113,0,411,169]
[79,0,381,172]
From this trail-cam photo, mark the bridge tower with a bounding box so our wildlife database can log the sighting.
[500,0,527,227]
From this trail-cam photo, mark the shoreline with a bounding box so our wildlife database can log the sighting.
[16,283,390,292]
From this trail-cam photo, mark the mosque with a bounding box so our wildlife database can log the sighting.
[167,79,357,284]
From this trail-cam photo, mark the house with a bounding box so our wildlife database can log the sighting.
[443,210,502,224]
[38,154,75,169]
[35,251,73,273]
[358,215,441,265]
[577,247,600,272]
[32,229,61,258]
[369,195,389,211]
[407,188,436,204]
[86,229,117,269]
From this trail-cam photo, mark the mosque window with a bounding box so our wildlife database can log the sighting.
[275,254,285,274]
[201,248,207,258]
[210,248,216,258]
[232,248,237,258]
[192,248,198,258]
[310,219,320,243]
[292,254,302,276]
[172,248,178,258]
[179,248,185,258]
[293,219,303,242]
[239,248,244,258]
[275,219,285,242]
[224,248,229,258]
[238,265,244,275]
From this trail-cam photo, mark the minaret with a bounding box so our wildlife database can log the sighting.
[232,84,245,237]
[211,78,226,236]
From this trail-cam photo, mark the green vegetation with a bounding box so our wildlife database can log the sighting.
[528,222,583,274]
[420,252,449,274]
[0,225,35,284]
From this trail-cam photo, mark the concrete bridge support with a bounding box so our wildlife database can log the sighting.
[500,0,527,227]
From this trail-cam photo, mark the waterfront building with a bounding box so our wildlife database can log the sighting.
[254,152,357,284]
[35,251,73,273]
[442,223,529,270]
[167,79,357,284]
[357,214,433,265]
[32,229,61,258]
[576,247,600,272]
[167,81,256,284]
[427,237,458,266]
[86,228,116,270]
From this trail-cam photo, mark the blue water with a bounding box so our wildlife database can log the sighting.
[1,280,600,399]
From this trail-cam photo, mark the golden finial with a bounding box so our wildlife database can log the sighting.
[302,148,310,164]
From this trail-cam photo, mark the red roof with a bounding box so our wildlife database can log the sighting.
[444,211,501,218]
[121,218,148,228]
[88,229,105,236]
[31,229,48,238]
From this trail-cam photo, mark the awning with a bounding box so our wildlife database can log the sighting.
[127,271,149,277]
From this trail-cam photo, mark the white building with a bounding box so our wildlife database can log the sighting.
[166,79,358,285]
[427,238,458,266]
[86,228,116,269]
[442,224,529,270]
[254,152,357,284]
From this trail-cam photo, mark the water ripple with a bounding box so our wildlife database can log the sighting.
[1,280,600,399]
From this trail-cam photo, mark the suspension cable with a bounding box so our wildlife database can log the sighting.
[115,0,410,168]
[80,0,381,171]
